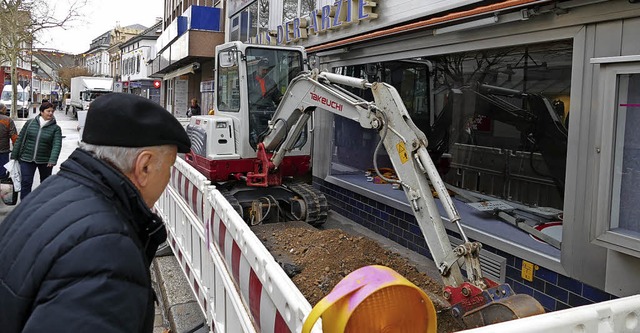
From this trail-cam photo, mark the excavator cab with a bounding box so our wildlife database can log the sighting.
[244,48,306,149]
[214,42,310,154]
[186,42,327,225]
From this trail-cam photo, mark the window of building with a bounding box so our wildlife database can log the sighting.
[592,58,640,257]
[248,2,258,42]
[329,40,572,252]
[231,2,259,42]
[612,73,640,236]
[257,0,269,39]
[230,16,240,42]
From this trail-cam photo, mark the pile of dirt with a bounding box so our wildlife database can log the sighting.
[251,222,465,333]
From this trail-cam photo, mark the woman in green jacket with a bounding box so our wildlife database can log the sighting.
[11,102,62,200]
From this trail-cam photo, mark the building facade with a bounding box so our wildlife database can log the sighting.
[0,41,32,94]
[148,1,224,116]
[83,24,147,77]
[219,0,640,312]
[31,50,76,104]
[119,20,163,103]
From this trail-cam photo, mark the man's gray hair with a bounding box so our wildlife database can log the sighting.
[79,142,172,173]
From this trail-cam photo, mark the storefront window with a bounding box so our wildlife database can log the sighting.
[612,73,640,237]
[200,80,215,115]
[592,59,640,257]
[330,40,572,211]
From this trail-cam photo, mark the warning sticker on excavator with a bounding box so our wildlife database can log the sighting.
[396,142,409,164]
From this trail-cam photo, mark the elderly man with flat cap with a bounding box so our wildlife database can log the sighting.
[0,93,191,333]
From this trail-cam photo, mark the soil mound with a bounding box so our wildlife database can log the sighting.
[252,221,465,333]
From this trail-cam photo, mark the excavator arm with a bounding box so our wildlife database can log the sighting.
[259,69,545,327]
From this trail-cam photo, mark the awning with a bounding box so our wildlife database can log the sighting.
[163,62,200,80]
[306,0,552,53]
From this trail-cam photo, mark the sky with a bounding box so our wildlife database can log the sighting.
[35,0,163,54]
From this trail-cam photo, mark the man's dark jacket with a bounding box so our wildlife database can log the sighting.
[0,148,167,332]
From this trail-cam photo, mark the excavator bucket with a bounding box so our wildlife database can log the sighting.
[461,293,545,328]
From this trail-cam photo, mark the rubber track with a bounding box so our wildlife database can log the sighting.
[288,183,328,226]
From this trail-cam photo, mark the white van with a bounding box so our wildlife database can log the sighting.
[1,85,30,118]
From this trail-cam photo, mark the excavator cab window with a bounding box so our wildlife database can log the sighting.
[245,47,306,149]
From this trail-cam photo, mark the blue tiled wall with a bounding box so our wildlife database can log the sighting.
[313,177,616,312]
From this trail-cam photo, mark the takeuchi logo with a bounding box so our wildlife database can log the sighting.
[310,92,343,112]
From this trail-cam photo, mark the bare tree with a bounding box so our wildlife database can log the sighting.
[58,66,91,93]
[433,48,516,89]
[0,0,86,118]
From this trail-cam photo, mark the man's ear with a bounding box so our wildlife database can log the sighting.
[130,150,155,187]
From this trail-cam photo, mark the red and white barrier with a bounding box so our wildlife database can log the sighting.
[461,295,640,333]
[156,158,321,333]
[157,157,640,333]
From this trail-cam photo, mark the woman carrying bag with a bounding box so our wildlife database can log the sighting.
[11,102,62,200]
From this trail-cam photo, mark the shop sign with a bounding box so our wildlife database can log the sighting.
[200,80,215,92]
[254,0,378,46]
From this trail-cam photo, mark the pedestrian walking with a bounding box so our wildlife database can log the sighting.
[10,101,62,200]
[186,98,201,117]
[0,102,18,178]
[0,93,191,332]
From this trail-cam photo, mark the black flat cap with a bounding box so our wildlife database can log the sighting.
[82,93,191,153]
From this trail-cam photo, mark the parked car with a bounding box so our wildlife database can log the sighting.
[0,85,30,118]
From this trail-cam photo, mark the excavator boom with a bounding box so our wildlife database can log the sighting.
[260,69,545,327]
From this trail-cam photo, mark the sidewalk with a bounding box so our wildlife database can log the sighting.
[0,109,80,218]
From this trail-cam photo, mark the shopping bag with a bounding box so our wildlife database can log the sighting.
[0,177,18,205]
[3,159,21,192]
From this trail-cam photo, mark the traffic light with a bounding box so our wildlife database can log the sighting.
[153,80,161,89]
